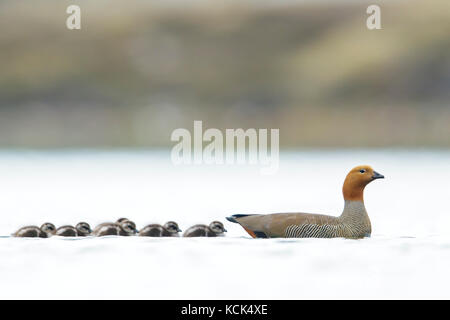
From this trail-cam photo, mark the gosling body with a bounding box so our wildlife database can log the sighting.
[183,221,227,237]
[139,221,181,237]
[92,223,120,236]
[13,223,56,238]
[55,225,77,237]
[93,220,138,237]
[14,226,47,238]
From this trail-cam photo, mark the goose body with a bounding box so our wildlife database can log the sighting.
[227,165,383,239]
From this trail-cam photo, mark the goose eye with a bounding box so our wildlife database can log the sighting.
[359,169,366,173]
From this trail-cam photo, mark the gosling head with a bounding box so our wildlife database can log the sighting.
[343,165,384,202]
[209,221,227,235]
[40,223,56,236]
[76,222,92,236]
[119,220,138,235]
[164,221,182,235]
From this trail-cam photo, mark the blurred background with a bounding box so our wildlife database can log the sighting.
[1,0,449,149]
[2,0,450,300]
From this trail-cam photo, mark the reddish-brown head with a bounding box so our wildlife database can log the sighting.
[342,165,384,202]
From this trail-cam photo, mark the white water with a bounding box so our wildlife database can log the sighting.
[0,149,449,299]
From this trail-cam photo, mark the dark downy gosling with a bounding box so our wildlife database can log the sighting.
[13,223,56,238]
[55,225,77,237]
[93,220,138,237]
[92,223,120,236]
[115,218,138,235]
[139,221,182,237]
[183,221,227,237]
[76,222,92,236]
[118,220,138,236]
[55,222,92,237]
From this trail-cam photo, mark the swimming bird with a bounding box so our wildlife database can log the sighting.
[183,221,227,237]
[13,222,56,238]
[55,222,92,237]
[55,225,77,237]
[118,219,138,236]
[92,223,119,236]
[139,221,182,237]
[226,165,384,239]
[93,220,138,237]
[114,218,139,235]
[76,222,92,236]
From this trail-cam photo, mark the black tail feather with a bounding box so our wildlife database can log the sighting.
[226,214,254,224]
[226,216,237,223]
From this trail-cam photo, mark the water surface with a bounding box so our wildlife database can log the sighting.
[0,149,449,298]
